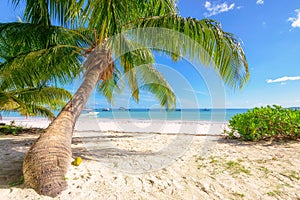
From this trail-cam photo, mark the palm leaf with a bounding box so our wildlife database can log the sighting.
[18,104,55,119]
[0,23,88,89]
[105,35,176,108]
[6,0,249,112]
[69,0,177,40]
[136,64,176,109]
[140,83,175,109]
[127,16,249,89]
[12,0,74,26]
[0,86,72,119]
[97,68,123,104]
[14,86,72,106]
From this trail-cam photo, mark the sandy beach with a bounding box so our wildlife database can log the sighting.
[0,118,299,200]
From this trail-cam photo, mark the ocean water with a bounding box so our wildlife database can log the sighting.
[81,109,249,122]
[1,109,249,122]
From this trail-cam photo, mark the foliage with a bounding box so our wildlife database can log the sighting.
[0,23,87,88]
[6,0,250,110]
[9,176,24,187]
[0,22,82,118]
[0,86,72,119]
[226,105,300,141]
[0,121,23,135]
[76,0,249,102]
[225,160,251,175]
[0,124,44,136]
[2,1,251,197]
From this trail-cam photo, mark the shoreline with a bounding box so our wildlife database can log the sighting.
[0,117,228,129]
[0,107,240,124]
[0,117,228,135]
[0,116,229,123]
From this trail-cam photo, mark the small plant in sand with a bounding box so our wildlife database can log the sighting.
[9,176,24,187]
[281,170,300,180]
[233,192,245,198]
[267,189,282,197]
[226,105,300,141]
[195,156,251,176]
[225,160,251,175]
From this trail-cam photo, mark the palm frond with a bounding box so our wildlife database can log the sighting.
[12,0,74,26]
[6,0,249,115]
[115,36,148,101]
[107,34,176,108]
[14,86,72,105]
[19,104,55,119]
[0,91,17,109]
[97,68,123,104]
[127,16,249,89]
[140,83,176,109]
[0,23,88,89]
[0,85,72,119]
[70,0,177,41]
[136,64,176,109]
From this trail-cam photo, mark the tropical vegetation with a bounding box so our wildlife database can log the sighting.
[0,86,72,119]
[0,0,249,197]
[0,121,23,135]
[226,105,300,141]
[0,21,86,119]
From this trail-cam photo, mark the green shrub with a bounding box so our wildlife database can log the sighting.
[226,105,300,141]
[0,122,23,135]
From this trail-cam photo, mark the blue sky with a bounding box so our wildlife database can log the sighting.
[1,1,300,109]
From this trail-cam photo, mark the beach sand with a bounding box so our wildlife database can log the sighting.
[0,118,299,200]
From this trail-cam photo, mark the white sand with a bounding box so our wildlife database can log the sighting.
[0,117,299,200]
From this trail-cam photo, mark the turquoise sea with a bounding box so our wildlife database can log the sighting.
[81,108,249,122]
[1,109,249,122]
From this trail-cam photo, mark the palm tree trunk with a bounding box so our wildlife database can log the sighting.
[23,47,110,197]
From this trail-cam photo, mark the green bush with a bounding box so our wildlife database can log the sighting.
[226,105,300,141]
[0,121,23,135]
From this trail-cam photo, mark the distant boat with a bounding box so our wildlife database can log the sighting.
[82,107,93,111]
[165,108,180,112]
[203,108,211,111]
[81,111,99,116]
[289,107,300,110]
[118,107,128,111]
[102,108,111,111]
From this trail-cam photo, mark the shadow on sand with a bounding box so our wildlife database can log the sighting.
[0,133,151,189]
[1,131,298,189]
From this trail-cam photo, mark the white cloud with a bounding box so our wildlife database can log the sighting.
[256,0,264,5]
[204,1,235,17]
[184,88,208,96]
[288,9,300,28]
[183,88,209,97]
[266,76,300,83]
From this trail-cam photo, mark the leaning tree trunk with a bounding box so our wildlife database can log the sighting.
[23,47,111,197]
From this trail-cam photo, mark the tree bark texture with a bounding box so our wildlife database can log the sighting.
[23,47,111,197]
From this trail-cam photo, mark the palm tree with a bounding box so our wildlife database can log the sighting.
[2,0,249,197]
